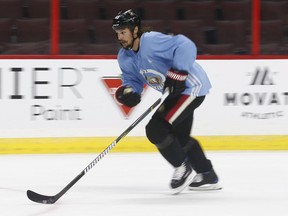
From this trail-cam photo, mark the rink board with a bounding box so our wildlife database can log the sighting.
[0,59,287,154]
[0,135,288,154]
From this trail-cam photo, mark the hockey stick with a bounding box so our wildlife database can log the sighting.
[27,93,166,204]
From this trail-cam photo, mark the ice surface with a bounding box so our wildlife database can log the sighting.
[1,151,288,216]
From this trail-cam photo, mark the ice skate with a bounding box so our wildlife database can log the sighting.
[188,169,222,191]
[170,160,195,195]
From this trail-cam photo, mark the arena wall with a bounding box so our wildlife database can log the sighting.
[0,58,287,153]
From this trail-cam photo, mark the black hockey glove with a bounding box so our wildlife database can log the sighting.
[164,69,188,95]
[115,86,141,107]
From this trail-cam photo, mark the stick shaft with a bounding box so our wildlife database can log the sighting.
[27,95,163,204]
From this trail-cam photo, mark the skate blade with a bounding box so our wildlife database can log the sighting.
[188,183,222,191]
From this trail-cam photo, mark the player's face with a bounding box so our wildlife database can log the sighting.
[115,28,134,50]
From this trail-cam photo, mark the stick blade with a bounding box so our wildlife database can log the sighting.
[27,190,57,204]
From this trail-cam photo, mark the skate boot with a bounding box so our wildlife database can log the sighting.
[188,169,222,191]
[170,160,195,195]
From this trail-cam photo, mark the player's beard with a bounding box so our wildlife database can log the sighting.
[119,40,133,50]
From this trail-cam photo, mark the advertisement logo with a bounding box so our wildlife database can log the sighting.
[249,67,274,85]
[224,67,288,119]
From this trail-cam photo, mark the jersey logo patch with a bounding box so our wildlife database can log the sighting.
[140,69,165,91]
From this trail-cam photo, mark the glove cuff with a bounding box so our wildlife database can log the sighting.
[167,70,188,81]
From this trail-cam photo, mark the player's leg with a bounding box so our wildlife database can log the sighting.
[182,137,221,190]
[173,114,213,173]
[171,96,222,190]
[145,95,194,194]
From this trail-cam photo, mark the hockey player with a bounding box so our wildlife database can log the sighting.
[112,9,221,194]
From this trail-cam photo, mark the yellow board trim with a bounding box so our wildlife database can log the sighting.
[0,135,288,154]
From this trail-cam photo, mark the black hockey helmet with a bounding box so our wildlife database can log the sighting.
[112,9,141,31]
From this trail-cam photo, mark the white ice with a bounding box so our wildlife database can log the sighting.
[1,151,288,216]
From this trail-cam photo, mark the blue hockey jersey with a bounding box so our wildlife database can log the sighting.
[117,31,212,97]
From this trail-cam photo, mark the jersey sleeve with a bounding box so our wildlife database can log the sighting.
[171,35,197,72]
[117,52,144,95]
